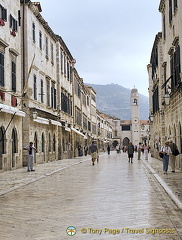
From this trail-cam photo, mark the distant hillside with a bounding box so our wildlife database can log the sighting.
[85,83,149,120]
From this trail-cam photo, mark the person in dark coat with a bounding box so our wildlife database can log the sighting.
[127,142,134,163]
[169,139,178,172]
[107,145,110,155]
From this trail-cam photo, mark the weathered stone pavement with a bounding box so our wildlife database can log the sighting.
[0,151,181,240]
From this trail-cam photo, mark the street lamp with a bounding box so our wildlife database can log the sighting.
[164,92,170,105]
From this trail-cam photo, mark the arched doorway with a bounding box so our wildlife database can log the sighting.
[42,133,45,162]
[123,137,130,147]
[0,126,5,170]
[12,128,17,168]
[53,133,56,152]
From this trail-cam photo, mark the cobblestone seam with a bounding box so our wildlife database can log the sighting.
[0,160,84,197]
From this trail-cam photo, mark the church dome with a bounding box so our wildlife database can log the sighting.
[131,87,138,94]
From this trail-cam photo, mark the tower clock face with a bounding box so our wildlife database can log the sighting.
[133,117,139,124]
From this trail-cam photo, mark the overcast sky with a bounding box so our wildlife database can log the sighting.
[39,0,161,97]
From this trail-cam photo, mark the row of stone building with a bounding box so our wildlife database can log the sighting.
[0,0,113,172]
[147,0,182,169]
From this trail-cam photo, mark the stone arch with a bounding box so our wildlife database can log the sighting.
[12,128,18,168]
[123,137,130,147]
[0,126,5,170]
[0,126,5,155]
[53,133,56,152]
[48,132,51,152]
[41,132,45,162]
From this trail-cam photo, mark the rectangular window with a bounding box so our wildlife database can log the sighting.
[92,124,96,134]
[70,65,73,82]
[171,45,181,90]
[0,4,7,21]
[163,15,166,40]
[51,82,56,109]
[87,96,89,106]
[122,125,131,131]
[67,61,70,80]
[47,81,50,106]
[39,31,42,50]
[33,75,37,100]
[88,121,91,131]
[152,86,159,114]
[76,108,82,126]
[46,37,48,58]
[64,55,66,75]
[54,88,56,109]
[0,52,4,87]
[169,0,172,24]
[10,14,18,31]
[91,93,96,102]
[83,116,87,130]
[82,94,86,106]
[32,22,35,42]
[60,49,63,73]
[51,86,54,108]
[12,61,16,92]
[41,79,44,103]
[51,43,54,63]
[174,0,178,12]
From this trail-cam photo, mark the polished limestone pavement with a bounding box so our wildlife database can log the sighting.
[0,151,181,240]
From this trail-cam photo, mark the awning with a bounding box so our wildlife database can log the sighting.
[71,127,85,137]
[49,119,62,126]
[0,103,26,117]
[33,116,49,125]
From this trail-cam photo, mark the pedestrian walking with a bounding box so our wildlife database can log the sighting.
[78,145,83,157]
[84,145,88,156]
[137,142,142,160]
[89,141,98,165]
[127,142,134,163]
[107,145,110,155]
[23,142,37,172]
[144,143,149,160]
[169,139,179,172]
[160,141,172,174]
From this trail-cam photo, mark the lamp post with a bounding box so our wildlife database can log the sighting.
[164,92,170,105]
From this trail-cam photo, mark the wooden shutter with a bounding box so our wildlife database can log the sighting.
[54,88,56,109]
[12,61,16,92]
[0,52,4,87]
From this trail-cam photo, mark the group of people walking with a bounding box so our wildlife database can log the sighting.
[159,140,179,174]
[23,139,179,172]
[125,139,179,174]
[126,142,149,163]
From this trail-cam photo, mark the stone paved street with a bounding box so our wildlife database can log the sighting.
[0,151,182,240]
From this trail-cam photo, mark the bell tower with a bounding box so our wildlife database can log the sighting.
[130,87,140,146]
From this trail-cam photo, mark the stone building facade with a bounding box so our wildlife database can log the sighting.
[148,0,182,169]
[0,0,25,171]
[0,0,113,172]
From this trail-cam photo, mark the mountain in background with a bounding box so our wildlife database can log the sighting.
[85,83,149,120]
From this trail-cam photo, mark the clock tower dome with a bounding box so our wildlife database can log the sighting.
[130,87,140,146]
